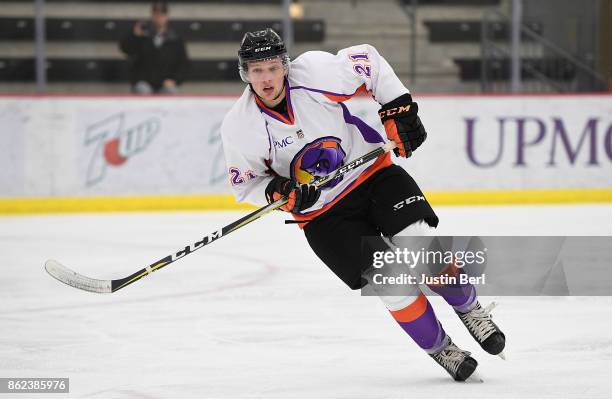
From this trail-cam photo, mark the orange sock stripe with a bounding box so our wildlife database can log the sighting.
[428,261,460,288]
[440,261,459,277]
[389,293,429,323]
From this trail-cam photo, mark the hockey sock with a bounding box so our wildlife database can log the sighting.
[426,262,478,313]
[387,293,447,354]
[388,223,477,313]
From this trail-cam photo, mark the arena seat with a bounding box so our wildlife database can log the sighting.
[8,0,279,3]
[0,17,325,42]
[0,57,241,82]
[400,0,500,5]
[424,20,542,43]
[453,58,576,81]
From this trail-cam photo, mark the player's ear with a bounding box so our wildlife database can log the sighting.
[239,66,250,83]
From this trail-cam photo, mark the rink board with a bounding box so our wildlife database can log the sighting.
[0,94,611,212]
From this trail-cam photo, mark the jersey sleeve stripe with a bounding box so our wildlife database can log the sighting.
[290,83,369,102]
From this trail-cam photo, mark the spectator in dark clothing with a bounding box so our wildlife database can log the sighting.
[119,1,189,94]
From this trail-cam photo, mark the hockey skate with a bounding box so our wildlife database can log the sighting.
[430,337,478,382]
[456,301,506,359]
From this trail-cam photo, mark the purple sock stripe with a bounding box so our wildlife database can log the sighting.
[396,301,446,351]
[453,286,478,313]
[428,279,477,308]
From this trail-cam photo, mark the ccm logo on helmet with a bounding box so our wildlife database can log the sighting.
[393,195,425,211]
[378,105,411,118]
[254,46,272,52]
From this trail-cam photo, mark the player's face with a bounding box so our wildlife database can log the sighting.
[246,58,287,107]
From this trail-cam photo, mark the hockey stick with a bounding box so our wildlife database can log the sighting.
[45,141,396,294]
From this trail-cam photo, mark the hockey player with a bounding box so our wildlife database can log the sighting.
[221,29,505,381]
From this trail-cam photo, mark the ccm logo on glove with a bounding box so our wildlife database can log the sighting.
[378,93,427,158]
[378,105,411,118]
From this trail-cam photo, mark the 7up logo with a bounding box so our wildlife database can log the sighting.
[85,112,161,186]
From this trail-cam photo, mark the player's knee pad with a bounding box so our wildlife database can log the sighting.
[389,219,435,248]
[362,264,422,305]
[377,219,437,283]
[362,219,434,306]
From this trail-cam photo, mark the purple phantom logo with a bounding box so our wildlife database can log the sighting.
[290,137,347,189]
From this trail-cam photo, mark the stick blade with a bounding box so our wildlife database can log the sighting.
[45,259,112,294]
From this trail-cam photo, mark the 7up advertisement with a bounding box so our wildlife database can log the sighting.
[73,99,232,196]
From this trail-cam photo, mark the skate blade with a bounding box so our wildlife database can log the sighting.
[498,351,506,360]
[467,370,484,383]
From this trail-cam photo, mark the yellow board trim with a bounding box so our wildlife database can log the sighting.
[427,188,612,206]
[0,194,254,215]
[1,189,612,215]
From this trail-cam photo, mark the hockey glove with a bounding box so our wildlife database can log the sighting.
[265,176,321,213]
[378,93,427,157]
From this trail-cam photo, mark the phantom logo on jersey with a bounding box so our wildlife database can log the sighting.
[84,112,160,186]
[290,137,346,188]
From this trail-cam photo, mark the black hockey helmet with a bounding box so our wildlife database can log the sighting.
[238,28,290,82]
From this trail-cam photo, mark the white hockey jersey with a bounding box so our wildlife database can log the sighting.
[221,44,410,224]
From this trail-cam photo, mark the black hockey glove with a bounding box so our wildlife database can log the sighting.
[378,93,427,157]
[265,176,321,213]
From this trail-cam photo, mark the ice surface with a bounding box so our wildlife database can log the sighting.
[1,205,612,398]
